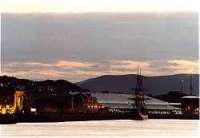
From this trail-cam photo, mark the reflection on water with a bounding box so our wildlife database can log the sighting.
[0,120,199,138]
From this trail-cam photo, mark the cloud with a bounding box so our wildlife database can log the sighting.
[1,13,198,81]
[167,59,198,74]
[1,59,198,82]
[145,59,198,75]
[110,60,149,71]
[56,60,92,68]
[2,13,198,64]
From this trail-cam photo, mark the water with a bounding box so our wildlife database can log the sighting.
[0,120,199,138]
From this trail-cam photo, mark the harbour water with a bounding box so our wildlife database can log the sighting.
[0,120,199,138]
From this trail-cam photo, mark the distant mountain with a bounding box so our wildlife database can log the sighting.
[0,76,87,95]
[77,74,199,96]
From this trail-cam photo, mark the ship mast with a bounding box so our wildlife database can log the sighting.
[135,67,143,92]
[135,66,145,110]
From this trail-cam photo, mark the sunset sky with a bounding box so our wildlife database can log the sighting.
[0,1,199,82]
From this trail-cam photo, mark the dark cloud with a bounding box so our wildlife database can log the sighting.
[1,12,198,81]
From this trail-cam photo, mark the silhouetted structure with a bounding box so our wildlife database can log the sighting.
[181,96,199,115]
[134,67,148,119]
[135,67,145,110]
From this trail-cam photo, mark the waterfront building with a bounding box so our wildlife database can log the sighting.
[91,93,181,115]
[0,90,28,115]
[181,96,199,115]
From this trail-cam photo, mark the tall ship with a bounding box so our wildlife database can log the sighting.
[133,67,148,120]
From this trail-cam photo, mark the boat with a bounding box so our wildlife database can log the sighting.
[133,67,148,120]
[137,109,148,120]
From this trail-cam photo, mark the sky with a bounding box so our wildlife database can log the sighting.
[0,0,199,13]
[0,1,199,82]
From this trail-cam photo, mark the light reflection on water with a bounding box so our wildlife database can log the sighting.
[0,119,199,138]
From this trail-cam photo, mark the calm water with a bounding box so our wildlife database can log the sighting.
[0,120,199,138]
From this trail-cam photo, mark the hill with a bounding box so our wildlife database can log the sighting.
[77,74,199,96]
[0,76,87,95]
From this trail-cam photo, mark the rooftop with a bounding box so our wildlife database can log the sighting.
[182,96,200,99]
[91,93,180,110]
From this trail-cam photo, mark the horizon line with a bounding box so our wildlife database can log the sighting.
[0,73,198,83]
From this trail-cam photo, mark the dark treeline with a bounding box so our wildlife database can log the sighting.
[0,75,89,96]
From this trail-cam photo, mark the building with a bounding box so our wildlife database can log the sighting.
[91,93,181,114]
[0,90,28,116]
[181,96,199,115]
